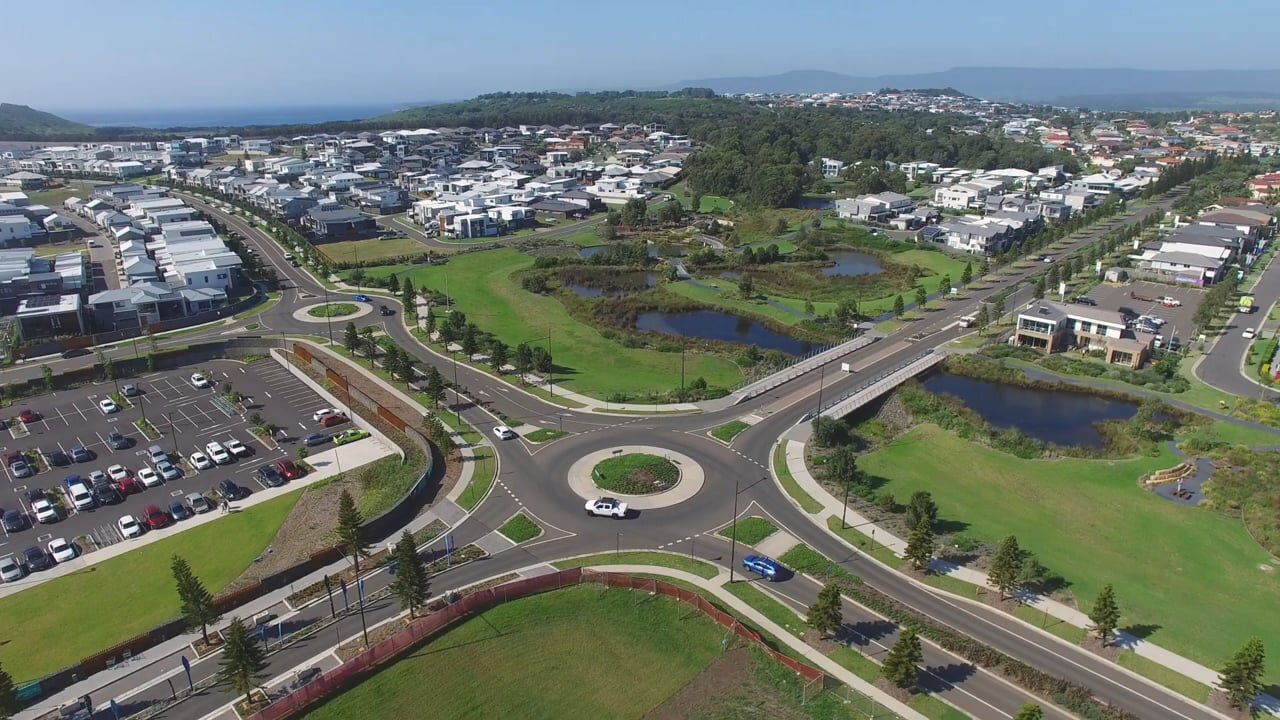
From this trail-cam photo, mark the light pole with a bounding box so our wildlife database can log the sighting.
[615,532,622,558]
[546,328,554,398]
[322,284,334,345]
[841,478,851,529]
[165,412,177,456]
[728,475,742,582]
[815,362,826,416]
[679,340,686,397]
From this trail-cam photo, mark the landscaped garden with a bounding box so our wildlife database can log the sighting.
[592,453,679,495]
[307,302,359,318]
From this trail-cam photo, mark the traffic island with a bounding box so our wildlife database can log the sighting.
[567,445,705,510]
[293,301,372,324]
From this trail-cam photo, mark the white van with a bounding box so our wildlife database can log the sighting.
[67,482,95,511]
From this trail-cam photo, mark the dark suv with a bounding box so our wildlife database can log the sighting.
[218,479,246,501]
[256,465,286,488]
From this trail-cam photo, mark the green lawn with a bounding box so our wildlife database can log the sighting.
[497,512,542,544]
[592,452,678,495]
[1,491,299,682]
[356,250,741,397]
[718,516,779,546]
[723,582,807,638]
[773,442,823,514]
[307,302,358,318]
[454,445,495,512]
[857,424,1280,682]
[301,586,726,720]
[1117,651,1212,703]
[553,551,719,579]
[711,419,750,443]
[317,236,430,266]
[523,428,567,443]
[892,249,971,283]
[25,184,93,208]
[667,279,827,327]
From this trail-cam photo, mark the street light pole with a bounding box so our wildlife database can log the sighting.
[841,479,850,529]
[451,350,461,423]
[165,412,176,456]
[728,475,741,583]
[322,284,334,345]
[815,362,826,416]
[680,341,686,396]
[546,328,554,398]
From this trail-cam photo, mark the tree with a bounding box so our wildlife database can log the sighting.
[893,294,905,318]
[217,617,269,706]
[976,305,991,335]
[387,274,400,293]
[397,353,417,386]
[514,342,534,378]
[960,262,973,286]
[738,274,755,299]
[42,365,54,393]
[811,416,847,447]
[882,629,922,690]
[533,346,553,374]
[1088,584,1121,647]
[389,530,430,618]
[803,300,815,316]
[773,217,789,235]
[989,535,1024,599]
[335,489,369,572]
[173,555,221,645]
[489,339,509,370]
[0,661,15,719]
[825,445,865,497]
[1013,704,1044,720]
[1032,277,1046,300]
[423,306,436,334]
[690,191,703,213]
[991,294,1005,321]
[400,277,416,318]
[423,366,446,407]
[914,286,927,307]
[620,197,647,227]
[938,274,952,295]
[1046,264,1060,288]
[382,345,402,379]
[806,582,844,638]
[905,491,937,531]
[904,516,935,571]
[461,323,479,358]
[361,331,379,366]
[1218,638,1266,710]
[343,321,359,353]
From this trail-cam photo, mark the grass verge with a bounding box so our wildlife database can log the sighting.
[454,446,495,512]
[711,419,750,443]
[719,516,779,546]
[1117,651,1213,703]
[553,551,719,580]
[497,512,542,544]
[723,582,807,638]
[522,428,567,443]
[592,452,678,495]
[773,441,823,514]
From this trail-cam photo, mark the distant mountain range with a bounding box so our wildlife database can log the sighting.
[0,103,91,137]
[665,67,1280,110]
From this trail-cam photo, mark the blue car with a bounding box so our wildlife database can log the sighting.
[303,432,331,447]
[742,555,784,581]
[353,294,371,302]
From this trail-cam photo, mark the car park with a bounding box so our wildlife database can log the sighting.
[225,438,250,457]
[218,479,246,501]
[32,496,59,524]
[17,409,39,424]
[312,408,341,423]
[0,555,23,582]
[742,555,784,581]
[143,504,171,530]
[206,442,232,464]
[303,432,331,447]
[493,425,517,440]
[332,428,370,446]
[137,467,162,488]
[276,459,303,480]
[190,372,211,388]
[2,509,27,533]
[108,431,130,450]
[9,458,33,479]
[23,546,53,572]
[47,538,76,563]
[257,464,286,487]
[118,515,143,538]
[188,451,213,470]
[45,449,70,467]
[98,398,119,415]
[320,413,349,428]
[584,497,628,518]
[70,446,93,463]
[1243,328,1257,339]
[122,383,140,397]
[187,493,212,514]
[169,500,193,521]
[146,445,169,464]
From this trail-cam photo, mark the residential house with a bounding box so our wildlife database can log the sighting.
[14,294,85,341]
[835,192,915,222]
[821,158,845,178]
[938,219,1011,255]
[0,216,35,246]
[303,207,377,240]
[933,183,988,210]
[2,171,48,189]
[86,283,188,332]
[1014,300,1148,369]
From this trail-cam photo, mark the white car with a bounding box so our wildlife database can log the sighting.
[32,498,59,524]
[48,538,77,563]
[0,556,23,583]
[224,438,250,457]
[118,515,143,539]
[584,497,628,519]
[107,464,131,482]
[98,398,119,414]
[1158,296,1182,307]
[493,425,517,441]
[312,408,341,423]
[206,442,232,464]
[1243,328,1257,339]
[137,467,162,488]
[188,451,213,470]
[190,372,211,388]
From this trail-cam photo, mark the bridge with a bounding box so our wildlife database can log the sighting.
[815,349,946,420]
[729,334,879,404]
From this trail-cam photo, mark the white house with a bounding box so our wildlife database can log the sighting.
[821,158,845,178]
[933,183,988,210]
[0,216,35,245]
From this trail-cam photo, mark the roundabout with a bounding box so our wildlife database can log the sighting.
[566,445,704,510]
[292,301,373,323]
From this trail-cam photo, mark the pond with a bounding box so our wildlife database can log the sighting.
[564,273,658,298]
[634,310,813,356]
[822,250,884,277]
[799,197,835,210]
[921,372,1138,449]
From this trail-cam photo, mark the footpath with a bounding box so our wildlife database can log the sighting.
[778,432,1280,716]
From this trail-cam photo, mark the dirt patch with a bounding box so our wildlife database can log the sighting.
[644,647,808,720]
[1207,690,1253,719]
[1079,635,1123,661]
[221,480,351,594]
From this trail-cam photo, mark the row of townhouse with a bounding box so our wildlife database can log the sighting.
[921,210,1045,256]
[1133,204,1275,286]
[0,190,79,246]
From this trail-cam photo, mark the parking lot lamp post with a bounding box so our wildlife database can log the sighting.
[130,336,140,360]
[166,412,177,456]
[728,475,741,583]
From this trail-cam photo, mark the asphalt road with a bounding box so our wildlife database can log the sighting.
[11,188,1225,720]
[1196,247,1280,401]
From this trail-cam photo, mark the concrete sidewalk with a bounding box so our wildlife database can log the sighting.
[778,438,1280,714]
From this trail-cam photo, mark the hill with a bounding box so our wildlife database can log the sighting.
[0,103,92,138]
[666,67,1280,109]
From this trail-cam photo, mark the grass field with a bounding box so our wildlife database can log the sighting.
[719,516,779,546]
[301,586,726,720]
[592,452,678,495]
[353,249,741,397]
[857,424,1280,682]
[1,491,299,681]
[711,419,750,443]
[497,512,542,544]
[666,279,837,327]
[318,236,429,266]
[25,184,94,209]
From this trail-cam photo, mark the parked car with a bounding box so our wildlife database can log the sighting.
[187,493,213,514]
[117,515,143,539]
[188,451,213,470]
[98,398,119,415]
[22,546,52,572]
[1073,296,1098,306]
[0,555,24,582]
[32,497,59,524]
[17,409,39,424]
[190,372,211,388]
[9,458,32,479]
[156,460,181,481]
[94,485,123,506]
[108,431,130,450]
[70,446,93,463]
[332,428,370,446]
[116,475,141,496]
[1243,328,1257,339]
[137,467,162,488]
[45,449,70,467]
[303,432,331,447]
[168,500,193,521]
[146,445,168,464]
[257,464,286,487]
[319,413,349,428]
[1158,296,1182,307]
[312,408,342,423]
[493,425,516,440]
[218,479,246,501]
[121,383,140,397]
[224,438,250,457]
[205,442,232,464]
[47,538,77,563]
[584,497,628,518]
[276,459,303,480]
[107,464,131,482]
[2,509,28,533]
[143,504,171,530]
[61,348,91,359]
[741,555,784,581]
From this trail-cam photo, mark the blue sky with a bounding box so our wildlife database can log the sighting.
[10,0,1277,110]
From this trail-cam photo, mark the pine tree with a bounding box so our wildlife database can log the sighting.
[335,489,369,572]
[389,530,430,618]
[1013,704,1044,720]
[400,277,416,318]
[1088,584,1121,647]
[905,491,937,531]
[893,294,905,318]
[806,582,844,638]
[424,306,436,334]
[217,617,269,706]
[988,535,1024,599]
[1218,638,1266,710]
[382,345,402,380]
[173,555,221,645]
[914,286,927,307]
[960,262,973,286]
[424,366,446,407]
[882,629,922,690]
[343,321,359,353]
[514,342,534,379]
[0,660,16,718]
[904,516,935,572]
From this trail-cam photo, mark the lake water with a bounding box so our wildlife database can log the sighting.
[822,250,884,277]
[921,372,1138,449]
[564,273,658,298]
[634,310,813,355]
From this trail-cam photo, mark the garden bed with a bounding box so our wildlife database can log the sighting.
[592,453,679,495]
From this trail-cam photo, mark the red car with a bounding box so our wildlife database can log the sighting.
[276,459,303,480]
[319,414,349,428]
[116,476,141,495]
[17,409,39,424]
[143,504,171,530]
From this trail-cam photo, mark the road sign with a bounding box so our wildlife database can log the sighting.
[181,655,193,691]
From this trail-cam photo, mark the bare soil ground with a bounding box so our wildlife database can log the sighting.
[644,648,809,720]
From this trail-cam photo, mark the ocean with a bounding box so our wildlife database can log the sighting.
[47,103,418,129]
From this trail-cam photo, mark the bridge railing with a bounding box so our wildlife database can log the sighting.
[816,350,945,420]
[732,335,877,404]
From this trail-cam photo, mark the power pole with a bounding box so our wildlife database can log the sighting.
[728,475,741,582]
